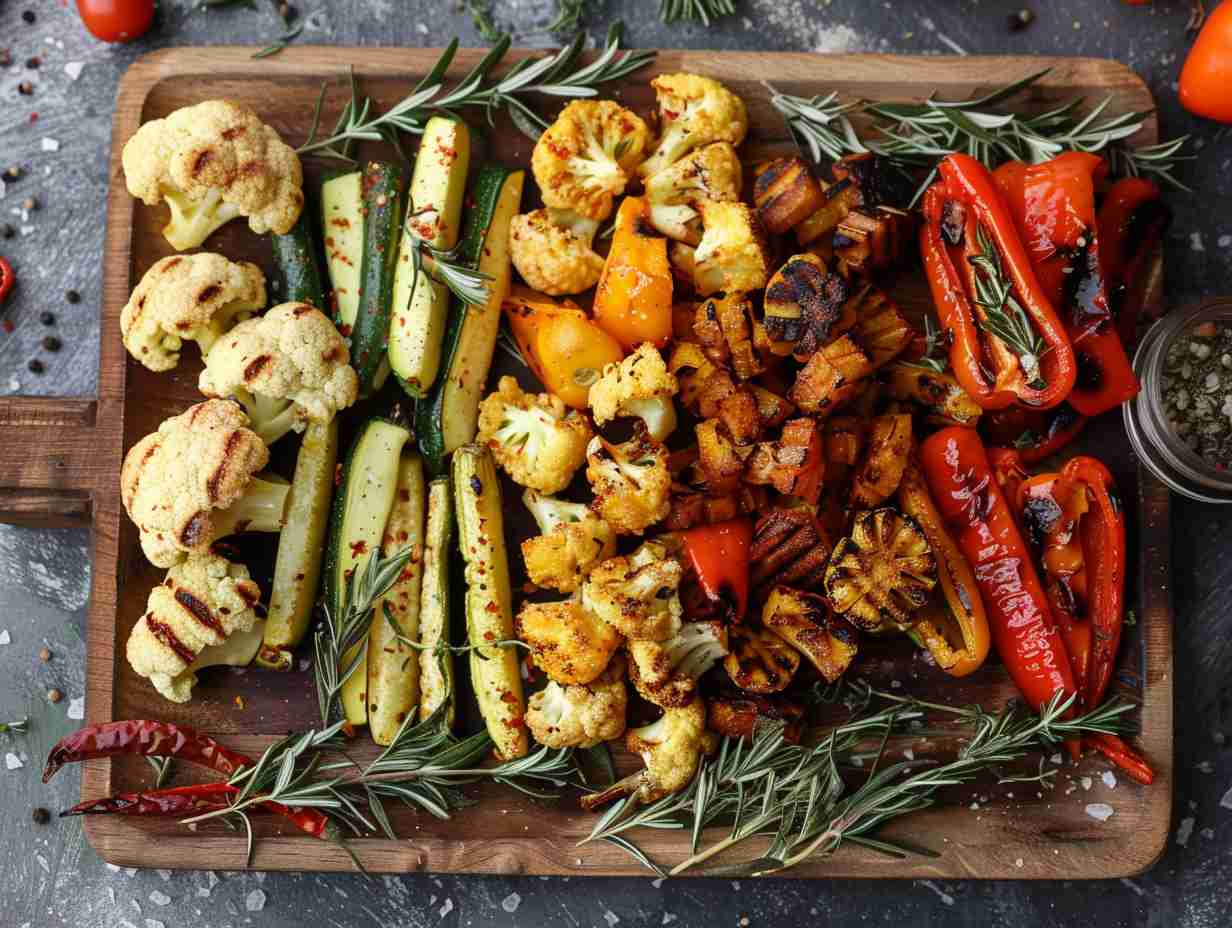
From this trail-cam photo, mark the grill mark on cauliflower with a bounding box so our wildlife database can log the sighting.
[243,354,272,381]
[174,588,224,636]
[145,616,196,665]
[207,429,245,504]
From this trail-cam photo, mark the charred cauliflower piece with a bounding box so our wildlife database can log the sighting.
[582,539,684,641]
[589,343,679,441]
[198,302,359,446]
[585,430,672,535]
[121,399,289,568]
[120,253,266,373]
[824,508,937,632]
[477,376,593,495]
[525,657,628,749]
[531,100,650,221]
[693,201,770,297]
[627,620,729,708]
[509,208,605,296]
[521,488,617,594]
[581,699,717,809]
[515,595,622,685]
[644,141,743,244]
[126,552,263,703]
[762,586,859,683]
[122,99,303,250]
[639,73,749,180]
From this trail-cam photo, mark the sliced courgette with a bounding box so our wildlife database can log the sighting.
[388,117,474,397]
[320,170,364,329]
[271,208,327,310]
[351,161,406,396]
[417,476,455,727]
[324,417,413,727]
[417,167,524,474]
[257,419,339,671]
[452,444,526,759]
[367,452,427,746]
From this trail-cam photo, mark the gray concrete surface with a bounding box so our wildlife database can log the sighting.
[1,0,1230,925]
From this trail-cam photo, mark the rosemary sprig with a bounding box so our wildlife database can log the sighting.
[0,717,29,735]
[296,27,656,158]
[968,225,1048,389]
[313,547,417,726]
[146,756,174,788]
[383,608,528,660]
[465,0,503,41]
[764,84,867,165]
[402,208,493,308]
[495,321,529,368]
[902,314,948,374]
[660,0,738,26]
[547,0,587,34]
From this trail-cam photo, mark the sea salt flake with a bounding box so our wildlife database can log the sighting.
[1201,827,1215,840]
[67,696,84,720]
[438,898,453,918]
[156,869,171,881]
[1080,776,1092,791]
[1085,802,1114,822]
[64,61,84,81]
[1101,771,1117,789]
[1220,234,1232,249]
[1176,816,1195,846]
[149,891,170,906]
[603,911,620,926]
[36,854,49,872]
[41,138,60,153]
[1220,784,1232,809]
[0,630,10,645]
[5,752,23,769]
[501,893,521,913]
[1191,231,1205,252]
[663,916,678,925]
[1049,753,1062,765]
[245,889,266,912]
[145,920,165,928]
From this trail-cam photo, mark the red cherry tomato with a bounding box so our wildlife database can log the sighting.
[1180,0,1232,123]
[76,0,155,43]
[0,256,14,305]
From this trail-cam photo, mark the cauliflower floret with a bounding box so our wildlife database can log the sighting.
[510,208,605,296]
[521,488,616,594]
[693,200,771,296]
[477,376,592,494]
[639,74,749,180]
[120,253,267,373]
[627,620,729,708]
[515,595,622,685]
[122,100,304,250]
[531,100,650,221]
[588,343,679,441]
[581,539,683,641]
[585,430,671,535]
[581,698,717,808]
[644,142,743,244]
[198,301,359,446]
[525,656,627,749]
[126,552,264,703]
[120,399,290,567]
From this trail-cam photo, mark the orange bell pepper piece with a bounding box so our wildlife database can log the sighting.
[592,197,673,350]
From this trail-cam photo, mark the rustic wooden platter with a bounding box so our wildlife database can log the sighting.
[0,47,1172,878]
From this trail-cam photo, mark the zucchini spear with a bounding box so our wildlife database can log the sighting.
[417,477,455,728]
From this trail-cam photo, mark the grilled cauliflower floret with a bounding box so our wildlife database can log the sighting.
[510,208,605,296]
[588,343,680,441]
[477,376,593,494]
[639,73,749,180]
[198,301,359,446]
[531,100,651,221]
[581,699,717,808]
[627,620,729,708]
[126,552,263,703]
[122,99,303,250]
[644,142,743,244]
[525,657,628,748]
[582,539,683,641]
[121,399,289,567]
[521,488,616,594]
[585,431,672,534]
[693,201,771,296]
[515,595,622,685]
[120,253,266,372]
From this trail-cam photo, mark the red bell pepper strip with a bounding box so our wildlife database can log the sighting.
[987,446,1029,502]
[43,720,251,782]
[919,154,1077,411]
[680,518,753,621]
[993,154,1139,417]
[0,256,14,306]
[918,427,1077,713]
[981,402,1089,465]
[1087,731,1155,785]
[1097,178,1170,347]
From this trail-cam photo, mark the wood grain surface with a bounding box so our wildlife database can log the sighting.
[0,46,1172,878]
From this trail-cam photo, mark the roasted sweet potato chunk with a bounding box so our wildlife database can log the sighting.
[763,253,850,358]
[850,286,915,368]
[750,506,833,600]
[850,413,913,508]
[788,334,873,418]
[707,692,805,743]
[834,205,916,274]
[744,417,824,504]
[754,157,827,235]
[762,586,859,683]
[796,178,862,247]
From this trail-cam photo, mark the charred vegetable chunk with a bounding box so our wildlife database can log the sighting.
[744,417,825,504]
[788,334,873,418]
[849,286,915,368]
[753,157,826,235]
[761,586,858,683]
[723,625,801,694]
[749,506,833,601]
[824,508,937,632]
[833,206,916,273]
[763,253,850,358]
[850,414,913,508]
[707,692,805,743]
[885,363,982,427]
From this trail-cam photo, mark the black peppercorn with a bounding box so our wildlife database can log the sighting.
[27,359,44,374]
[1,225,13,240]
[25,57,40,70]
[1009,9,1035,31]
[42,335,60,352]
[17,82,33,96]
[39,311,55,326]
[22,11,36,25]
[32,807,50,825]
[65,290,80,304]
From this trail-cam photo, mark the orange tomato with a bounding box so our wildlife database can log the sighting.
[592,197,673,350]
[1180,1,1232,123]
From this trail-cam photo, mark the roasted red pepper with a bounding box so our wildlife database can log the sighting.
[43,720,251,782]
[981,402,1088,464]
[1097,178,1170,347]
[0,256,14,306]
[680,518,753,621]
[987,446,1029,502]
[993,154,1139,417]
[919,154,1077,411]
[918,427,1077,712]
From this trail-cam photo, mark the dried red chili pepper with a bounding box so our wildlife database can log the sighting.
[43,720,251,782]
[993,154,1139,417]
[680,517,753,621]
[1097,178,1170,347]
[0,256,14,306]
[919,154,1077,411]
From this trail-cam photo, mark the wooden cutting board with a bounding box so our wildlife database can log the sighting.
[0,47,1173,878]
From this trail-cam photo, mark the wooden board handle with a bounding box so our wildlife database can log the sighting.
[0,397,99,527]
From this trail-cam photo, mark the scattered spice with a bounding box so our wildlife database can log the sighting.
[42,335,60,352]
[38,647,51,662]
[65,290,80,304]
[25,56,40,70]
[21,197,37,212]
[17,82,33,96]
[1161,321,1232,467]
[1009,9,1035,30]
[0,50,11,67]
[31,807,50,825]
[0,226,13,240]
[4,167,21,181]
[21,10,36,25]
[27,359,44,374]
[2,320,13,334]
[39,311,55,326]
[47,687,62,703]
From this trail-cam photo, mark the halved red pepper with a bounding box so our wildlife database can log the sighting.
[981,402,1088,465]
[1097,178,1171,347]
[987,445,1029,502]
[680,517,753,622]
[919,154,1077,411]
[0,256,14,306]
[993,154,1139,417]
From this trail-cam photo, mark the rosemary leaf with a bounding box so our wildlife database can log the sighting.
[659,0,738,25]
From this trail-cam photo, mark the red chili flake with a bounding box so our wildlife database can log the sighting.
[1,320,13,334]
[349,539,368,557]
[28,112,38,124]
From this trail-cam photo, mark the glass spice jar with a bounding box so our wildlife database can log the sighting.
[1125,297,1232,503]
